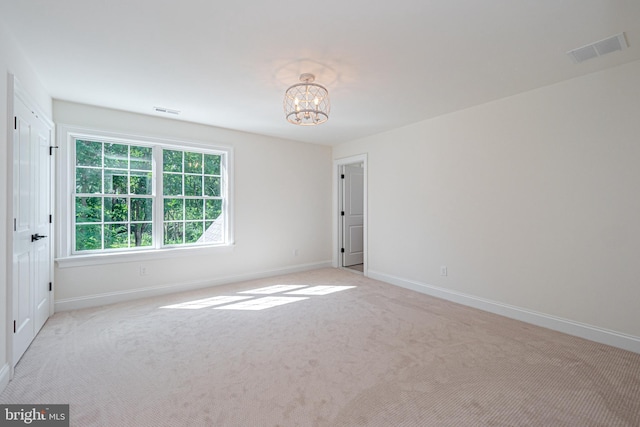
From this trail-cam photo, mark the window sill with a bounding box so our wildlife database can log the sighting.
[55,243,235,268]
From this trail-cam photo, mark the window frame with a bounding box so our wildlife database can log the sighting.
[73,139,156,253]
[160,148,226,248]
[56,125,234,267]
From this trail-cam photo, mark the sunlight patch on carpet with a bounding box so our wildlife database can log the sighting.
[286,286,356,295]
[160,284,356,311]
[239,285,308,294]
[214,296,309,310]
[160,296,253,309]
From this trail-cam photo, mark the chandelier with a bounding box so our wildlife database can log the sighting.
[283,73,330,126]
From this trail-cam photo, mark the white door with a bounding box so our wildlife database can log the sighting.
[12,93,52,365]
[342,163,364,267]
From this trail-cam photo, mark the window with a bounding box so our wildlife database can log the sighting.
[75,140,154,251]
[62,127,232,259]
[161,149,224,246]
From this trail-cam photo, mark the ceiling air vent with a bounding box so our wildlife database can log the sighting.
[567,32,628,64]
[153,106,181,115]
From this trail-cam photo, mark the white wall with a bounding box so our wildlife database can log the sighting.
[0,23,53,388]
[334,60,640,348]
[53,101,332,308]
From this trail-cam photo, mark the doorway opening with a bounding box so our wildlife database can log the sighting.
[334,154,367,275]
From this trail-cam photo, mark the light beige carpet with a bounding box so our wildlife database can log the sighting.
[1,268,639,426]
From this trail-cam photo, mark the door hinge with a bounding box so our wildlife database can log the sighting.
[341,174,345,179]
[14,116,17,130]
[13,321,16,334]
[49,282,52,292]
[341,248,345,253]
[49,146,59,156]
[341,211,345,216]
[49,214,52,224]
[14,218,17,231]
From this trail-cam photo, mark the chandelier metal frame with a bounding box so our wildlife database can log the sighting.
[283,73,330,126]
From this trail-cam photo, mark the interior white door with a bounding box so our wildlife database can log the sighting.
[33,114,52,332]
[342,163,364,267]
[12,93,52,365]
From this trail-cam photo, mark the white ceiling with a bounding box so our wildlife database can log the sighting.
[2,1,640,145]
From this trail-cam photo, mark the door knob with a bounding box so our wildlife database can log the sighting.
[31,234,47,242]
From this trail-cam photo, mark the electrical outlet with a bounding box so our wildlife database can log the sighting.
[139,265,148,276]
[293,249,299,257]
[440,266,448,277]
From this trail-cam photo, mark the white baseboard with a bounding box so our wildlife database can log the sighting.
[368,270,640,354]
[0,363,10,395]
[55,261,332,312]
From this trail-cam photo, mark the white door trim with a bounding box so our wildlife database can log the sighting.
[333,154,367,275]
[4,75,16,384]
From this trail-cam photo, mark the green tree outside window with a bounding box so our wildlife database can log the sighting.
[73,138,226,253]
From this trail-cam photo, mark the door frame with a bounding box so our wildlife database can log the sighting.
[5,74,55,372]
[333,154,367,274]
